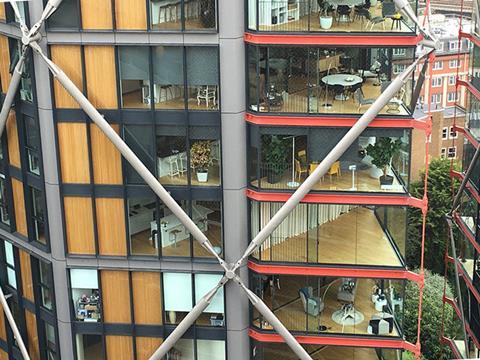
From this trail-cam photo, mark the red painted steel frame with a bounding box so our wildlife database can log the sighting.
[249,329,419,353]
[450,171,480,203]
[458,79,480,101]
[446,255,480,304]
[245,113,432,131]
[244,33,423,47]
[248,261,423,283]
[454,126,480,149]
[246,189,427,211]
[460,31,480,48]
[444,297,480,349]
[441,336,464,359]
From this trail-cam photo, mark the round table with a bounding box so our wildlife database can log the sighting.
[321,74,363,101]
[327,0,364,6]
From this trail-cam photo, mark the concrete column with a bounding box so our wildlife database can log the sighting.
[218,0,249,359]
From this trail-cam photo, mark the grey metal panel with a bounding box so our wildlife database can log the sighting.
[218,0,245,39]
[44,183,65,260]
[219,38,246,114]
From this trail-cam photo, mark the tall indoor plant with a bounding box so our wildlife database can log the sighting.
[261,135,289,184]
[190,140,212,183]
[365,137,402,185]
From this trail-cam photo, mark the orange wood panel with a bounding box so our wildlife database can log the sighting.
[132,272,162,325]
[90,123,122,184]
[115,0,147,30]
[0,35,10,93]
[6,111,20,168]
[19,250,34,302]
[96,198,127,256]
[84,46,117,108]
[101,271,131,323]
[64,197,96,255]
[50,45,83,108]
[0,349,7,360]
[106,335,133,360]
[135,337,163,360]
[57,123,91,183]
[25,311,40,360]
[11,178,27,236]
[0,306,6,342]
[0,4,6,21]
[80,0,113,30]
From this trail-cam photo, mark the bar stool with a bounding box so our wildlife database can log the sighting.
[168,155,180,178]
[170,229,182,248]
[178,153,187,175]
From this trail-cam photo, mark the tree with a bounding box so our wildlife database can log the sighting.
[407,158,458,274]
[404,270,458,360]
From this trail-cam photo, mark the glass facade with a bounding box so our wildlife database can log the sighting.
[247,45,415,115]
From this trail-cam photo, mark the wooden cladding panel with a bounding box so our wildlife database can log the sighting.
[19,250,34,301]
[84,46,117,108]
[115,0,147,30]
[11,179,27,236]
[57,123,90,183]
[136,337,163,360]
[132,272,162,325]
[90,124,122,184]
[80,0,113,30]
[0,305,6,342]
[96,198,126,256]
[0,349,7,360]
[0,4,6,21]
[106,336,133,359]
[64,197,96,255]
[0,35,10,93]
[25,311,40,360]
[101,271,131,323]
[50,45,83,108]
[6,111,20,168]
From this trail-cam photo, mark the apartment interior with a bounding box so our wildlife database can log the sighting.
[252,204,405,266]
[250,47,411,115]
[252,275,404,337]
[150,0,216,30]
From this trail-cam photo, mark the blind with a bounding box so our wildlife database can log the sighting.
[164,273,193,312]
[153,46,184,85]
[4,241,13,266]
[70,269,98,289]
[119,47,149,81]
[194,274,224,313]
[197,340,225,360]
[186,47,218,86]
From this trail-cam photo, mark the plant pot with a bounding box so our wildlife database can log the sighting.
[369,165,383,179]
[196,171,209,183]
[379,175,394,186]
[320,16,333,30]
[267,172,283,184]
[168,310,176,324]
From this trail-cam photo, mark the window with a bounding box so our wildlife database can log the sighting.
[433,61,443,70]
[70,269,101,322]
[119,47,150,109]
[29,187,46,244]
[448,146,457,158]
[128,196,158,256]
[186,47,219,111]
[4,241,16,288]
[38,260,53,310]
[11,40,33,102]
[448,75,456,85]
[449,59,460,68]
[44,323,56,359]
[75,334,103,360]
[447,92,459,102]
[442,127,448,140]
[437,42,444,52]
[449,41,459,51]
[449,126,458,139]
[153,46,185,110]
[432,77,442,87]
[24,116,41,175]
[393,49,406,56]
[149,0,216,31]
[47,0,80,29]
[393,64,406,74]
[0,174,10,225]
[441,148,447,158]
[431,94,442,104]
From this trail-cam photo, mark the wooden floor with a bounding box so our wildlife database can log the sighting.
[151,19,212,30]
[122,90,218,111]
[159,165,221,186]
[257,207,402,266]
[253,168,406,193]
[258,5,411,34]
[255,277,400,336]
[263,344,382,360]
[130,225,222,258]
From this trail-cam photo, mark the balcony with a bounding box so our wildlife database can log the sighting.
[250,201,406,267]
[247,0,417,34]
[251,274,405,337]
[247,45,415,116]
[249,128,410,194]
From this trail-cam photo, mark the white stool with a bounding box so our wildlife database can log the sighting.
[178,153,187,174]
[168,156,180,178]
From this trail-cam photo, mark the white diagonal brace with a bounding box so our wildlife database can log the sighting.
[7,0,28,37]
[29,41,227,269]
[26,0,63,40]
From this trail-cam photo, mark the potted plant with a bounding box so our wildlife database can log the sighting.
[190,140,212,183]
[319,2,333,30]
[365,137,402,186]
[261,136,289,184]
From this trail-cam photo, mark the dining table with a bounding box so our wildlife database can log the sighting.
[321,74,363,101]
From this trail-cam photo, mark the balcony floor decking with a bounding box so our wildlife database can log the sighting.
[263,345,380,360]
[256,207,403,267]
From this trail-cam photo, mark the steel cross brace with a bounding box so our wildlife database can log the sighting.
[0,0,437,359]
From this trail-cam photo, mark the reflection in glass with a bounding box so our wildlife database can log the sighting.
[153,46,185,110]
[47,0,80,29]
[185,0,216,30]
[24,116,41,175]
[150,0,182,30]
[128,197,158,256]
[39,261,53,310]
[0,175,10,225]
[186,47,219,111]
[76,334,104,360]
[119,47,150,109]
[30,187,46,244]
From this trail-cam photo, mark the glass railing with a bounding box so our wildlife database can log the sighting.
[464,92,480,141]
[247,0,417,34]
[250,274,405,337]
[250,201,406,267]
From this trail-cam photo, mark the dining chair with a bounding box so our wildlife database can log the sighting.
[328,161,341,182]
[295,159,308,181]
[354,88,375,111]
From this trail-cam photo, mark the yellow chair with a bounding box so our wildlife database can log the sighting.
[328,161,341,182]
[295,159,308,181]
[308,162,325,183]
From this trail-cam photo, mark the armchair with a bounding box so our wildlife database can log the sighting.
[299,287,324,317]
[337,278,357,303]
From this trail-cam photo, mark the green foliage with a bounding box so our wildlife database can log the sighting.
[407,158,458,273]
[261,135,289,176]
[190,140,212,171]
[404,270,457,360]
[365,138,402,176]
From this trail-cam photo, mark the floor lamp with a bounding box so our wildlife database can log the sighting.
[285,136,299,188]
[322,62,333,109]
[318,278,341,331]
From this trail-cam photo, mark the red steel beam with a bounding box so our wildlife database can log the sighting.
[458,80,480,102]
[453,126,480,149]
[444,297,480,348]
[460,31,480,48]
[450,171,480,203]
